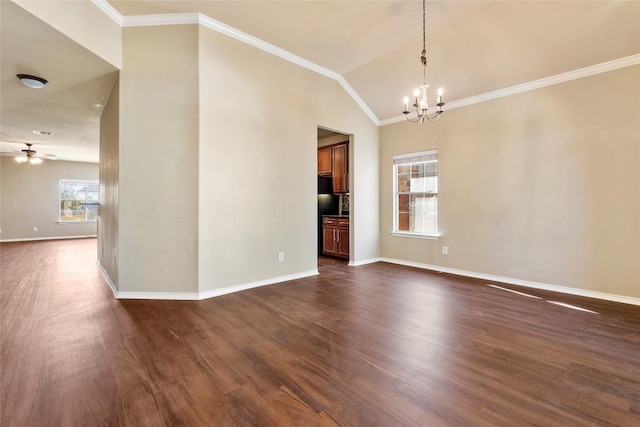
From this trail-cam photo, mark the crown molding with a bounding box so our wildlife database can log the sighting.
[195,14,379,126]
[122,12,200,27]
[206,14,381,125]
[90,0,123,26]
[380,54,640,126]
[91,3,637,129]
[90,5,380,125]
[334,76,380,126]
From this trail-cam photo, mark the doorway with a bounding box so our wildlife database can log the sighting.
[317,127,351,265]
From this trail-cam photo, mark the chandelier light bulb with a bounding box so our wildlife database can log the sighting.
[15,156,28,163]
[29,157,43,165]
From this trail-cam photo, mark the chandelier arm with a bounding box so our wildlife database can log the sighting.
[425,112,442,122]
[404,115,424,123]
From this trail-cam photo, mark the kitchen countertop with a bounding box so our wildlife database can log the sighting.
[322,214,350,218]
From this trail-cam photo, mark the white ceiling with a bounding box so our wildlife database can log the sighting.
[1,1,639,163]
[0,1,118,163]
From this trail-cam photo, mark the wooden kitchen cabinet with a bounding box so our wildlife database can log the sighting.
[322,218,338,256]
[317,143,349,193]
[317,146,332,176]
[336,225,349,258]
[322,216,349,259]
[332,143,349,194]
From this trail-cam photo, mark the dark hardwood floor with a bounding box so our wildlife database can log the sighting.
[1,239,639,426]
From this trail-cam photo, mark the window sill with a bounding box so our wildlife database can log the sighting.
[391,231,440,240]
[58,221,97,224]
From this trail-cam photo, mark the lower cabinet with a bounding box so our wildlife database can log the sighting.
[322,216,349,259]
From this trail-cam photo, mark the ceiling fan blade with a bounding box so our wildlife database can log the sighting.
[39,153,57,160]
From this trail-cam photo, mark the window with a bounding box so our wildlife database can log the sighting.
[59,180,99,222]
[393,150,438,237]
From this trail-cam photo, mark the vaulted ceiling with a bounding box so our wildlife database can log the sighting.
[1,1,639,162]
[108,0,640,121]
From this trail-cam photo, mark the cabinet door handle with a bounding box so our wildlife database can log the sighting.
[337,231,340,242]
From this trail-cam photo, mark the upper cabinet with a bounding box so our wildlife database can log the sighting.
[317,146,332,176]
[317,142,349,194]
[332,143,348,194]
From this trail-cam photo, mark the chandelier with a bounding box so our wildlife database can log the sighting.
[402,0,445,123]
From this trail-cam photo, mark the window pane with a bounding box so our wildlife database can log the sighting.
[393,151,438,235]
[398,212,410,231]
[410,195,437,234]
[398,165,410,175]
[85,205,98,221]
[86,191,100,202]
[397,171,410,192]
[397,194,410,213]
[59,180,98,222]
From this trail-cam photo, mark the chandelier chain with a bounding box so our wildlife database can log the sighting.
[421,0,426,68]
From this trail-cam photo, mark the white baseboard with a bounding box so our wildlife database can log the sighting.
[99,268,319,301]
[349,257,382,267]
[198,269,319,300]
[117,291,200,300]
[95,253,638,306]
[1,234,97,243]
[379,257,640,307]
[96,261,118,297]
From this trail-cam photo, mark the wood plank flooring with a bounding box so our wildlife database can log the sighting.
[1,238,639,426]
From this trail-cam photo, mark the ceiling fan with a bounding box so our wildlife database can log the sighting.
[13,143,56,165]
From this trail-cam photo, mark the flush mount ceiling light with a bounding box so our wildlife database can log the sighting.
[33,130,53,135]
[16,74,48,89]
[401,0,446,123]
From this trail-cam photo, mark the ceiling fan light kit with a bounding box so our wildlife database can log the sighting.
[402,0,446,123]
[16,73,48,89]
[14,143,45,165]
[15,155,42,165]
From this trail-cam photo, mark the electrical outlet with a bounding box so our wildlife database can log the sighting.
[278,252,284,262]
[32,226,38,232]
[442,246,448,255]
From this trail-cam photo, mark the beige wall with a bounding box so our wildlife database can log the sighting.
[13,0,122,69]
[198,25,379,292]
[98,76,119,289]
[380,65,640,299]
[0,157,98,241]
[118,25,199,293]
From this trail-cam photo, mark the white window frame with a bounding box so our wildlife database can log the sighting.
[58,179,99,223]
[392,150,439,239]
